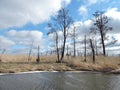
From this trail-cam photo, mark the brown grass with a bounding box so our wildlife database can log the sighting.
[66,55,120,72]
[0,54,120,73]
[0,54,73,73]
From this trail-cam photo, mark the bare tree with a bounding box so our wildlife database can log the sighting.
[69,24,80,57]
[28,40,34,62]
[47,28,60,62]
[69,24,78,57]
[0,48,6,62]
[66,45,70,59]
[84,35,87,62]
[89,39,95,64]
[92,11,112,56]
[73,25,76,57]
[36,45,40,63]
[94,39,98,56]
[48,8,73,63]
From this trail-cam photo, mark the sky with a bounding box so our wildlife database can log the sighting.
[0,0,120,55]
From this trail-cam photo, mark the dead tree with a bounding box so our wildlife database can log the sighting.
[92,11,112,56]
[89,39,95,64]
[47,30,60,63]
[28,41,34,62]
[36,45,40,63]
[72,25,77,57]
[95,39,98,56]
[69,24,80,57]
[0,48,6,62]
[66,45,70,59]
[84,35,87,62]
[48,8,73,63]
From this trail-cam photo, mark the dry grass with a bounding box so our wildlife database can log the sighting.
[0,54,36,62]
[0,54,73,73]
[0,54,120,73]
[66,55,120,72]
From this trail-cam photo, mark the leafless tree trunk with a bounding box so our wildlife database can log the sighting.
[60,30,66,62]
[69,24,79,57]
[55,32,60,62]
[73,25,76,57]
[92,11,112,56]
[84,35,87,62]
[0,48,6,62]
[47,31,60,63]
[66,45,70,59]
[89,39,95,64]
[100,29,106,56]
[28,41,34,62]
[36,45,40,63]
[95,39,98,56]
[48,8,73,63]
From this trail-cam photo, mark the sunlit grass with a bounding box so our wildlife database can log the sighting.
[66,55,120,72]
[0,54,120,73]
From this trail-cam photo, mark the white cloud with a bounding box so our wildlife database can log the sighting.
[88,0,106,5]
[62,0,71,6]
[0,36,15,48]
[78,6,88,17]
[78,0,106,19]
[0,0,71,29]
[1,29,48,54]
[105,8,120,34]
[6,30,44,47]
[48,31,63,42]
[73,20,93,35]
[78,7,120,34]
[88,0,98,5]
[112,34,120,46]
[72,8,120,55]
[0,30,48,54]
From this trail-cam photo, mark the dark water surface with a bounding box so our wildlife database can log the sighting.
[0,71,120,90]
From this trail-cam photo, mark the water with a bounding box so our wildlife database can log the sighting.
[0,71,120,90]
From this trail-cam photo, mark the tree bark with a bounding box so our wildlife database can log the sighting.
[56,33,60,63]
[84,35,87,62]
[60,33,66,62]
[90,39,95,64]
[73,26,76,57]
[28,41,34,62]
[100,29,106,56]
[36,45,40,63]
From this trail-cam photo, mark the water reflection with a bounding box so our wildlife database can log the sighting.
[0,72,120,90]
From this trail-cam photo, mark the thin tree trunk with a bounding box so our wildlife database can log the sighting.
[56,33,60,63]
[60,29,66,62]
[0,48,6,62]
[100,15,106,56]
[60,36,66,62]
[95,39,98,56]
[60,10,67,62]
[36,45,40,63]
[84,35,87,62]
[28,41,34,62]
[73,26,76,57]
[66,45,69,59]
[100,30,106,56]
[73,38,76,57]
[90,39,95,64]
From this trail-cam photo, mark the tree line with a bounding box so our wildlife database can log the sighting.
[0,7,117,64]
[47,7,117,63]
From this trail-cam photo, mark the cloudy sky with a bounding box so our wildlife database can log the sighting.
[0,0,120,55]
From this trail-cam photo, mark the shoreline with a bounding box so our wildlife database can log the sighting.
[0,55,120,75]
[0,70,102,76]
[0,69,120,76]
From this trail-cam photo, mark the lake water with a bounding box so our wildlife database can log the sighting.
[0,71,120,90]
